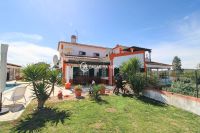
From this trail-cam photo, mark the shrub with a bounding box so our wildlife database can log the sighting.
[99,84,105,89]
[129,73,146,95]
[120,58,146,95]
[120,58,141,77]
[90,84,102,101]
[146,74,160,87]
[169,81,196,97]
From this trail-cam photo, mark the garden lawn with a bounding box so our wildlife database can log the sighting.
[1,95,200,133]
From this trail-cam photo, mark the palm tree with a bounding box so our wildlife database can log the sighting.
[22,63,60,109]
[120,58,145,95]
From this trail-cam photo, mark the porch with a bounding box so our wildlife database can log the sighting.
[146,61,172,86]
[63,55,110,85]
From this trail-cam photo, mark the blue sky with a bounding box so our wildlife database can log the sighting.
[0,0,200,68]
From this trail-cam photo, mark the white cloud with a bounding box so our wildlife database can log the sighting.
[151,41,200,69]
[0,32,43,42]
[151,13,200,69]
[0,40,58,66]
[0,32,58,66]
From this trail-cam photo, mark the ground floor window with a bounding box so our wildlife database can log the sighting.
[102,68,108,77]
[73,67,89,77]
[73,67,109,77]
[89,68,94,77]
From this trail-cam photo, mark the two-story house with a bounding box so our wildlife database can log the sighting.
[57,35,171,85]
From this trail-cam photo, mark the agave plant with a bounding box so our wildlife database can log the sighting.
[22,63,60,109]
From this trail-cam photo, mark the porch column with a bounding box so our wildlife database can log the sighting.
[66,65,70,83]
[157,68,159,78]
[149,68,152,78]
[108,65,113,85]
[167,68,170,79]
[62,63,67,83]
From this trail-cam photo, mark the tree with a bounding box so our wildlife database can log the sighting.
[172,56,182,79]
[197,63,200,69]
[172,56,182,72]
[120,58,145,95]
[22,63,60,109]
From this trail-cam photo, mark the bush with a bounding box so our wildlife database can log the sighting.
[146,74,160,87]
[90,84,102,101]
[129,73,146,95]
[169,81,196,97]
[120,58,146,95]
[99,84,105,89]
[120,58,141,77]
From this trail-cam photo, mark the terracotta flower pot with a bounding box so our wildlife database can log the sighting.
[99,84,106,94]
[57,90,63,99]
[100,88,105,94]
[75,90,82,97]
[65,82,71,89]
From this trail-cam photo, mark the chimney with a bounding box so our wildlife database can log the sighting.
[71,35,77,43]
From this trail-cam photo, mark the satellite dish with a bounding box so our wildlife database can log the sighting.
[53,55,59,65]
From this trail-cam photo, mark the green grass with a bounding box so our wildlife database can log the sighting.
[1,95,200,133]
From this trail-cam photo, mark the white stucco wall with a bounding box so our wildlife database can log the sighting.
[66,66,73,83]
[61,43,110,57]
[113,47,120,54]
[113,53,144,68]
[143,89,200,116]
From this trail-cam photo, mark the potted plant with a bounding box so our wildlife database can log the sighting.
[99,84,106,94]
[57,90,63,100]
[74,85,82,97]
[92,84,101,101]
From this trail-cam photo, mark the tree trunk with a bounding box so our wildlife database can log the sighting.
[48,83,55,98]
[37,100,45,110]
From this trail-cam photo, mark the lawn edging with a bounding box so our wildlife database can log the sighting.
[142,88,200,116]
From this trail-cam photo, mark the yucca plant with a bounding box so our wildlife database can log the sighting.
[22,63,60,109]
[120,58,145,95]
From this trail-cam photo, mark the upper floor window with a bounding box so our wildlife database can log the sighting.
[79,51,86,56]
[93,53,100,57]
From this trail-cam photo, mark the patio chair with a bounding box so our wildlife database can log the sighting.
[3,85,27,105]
